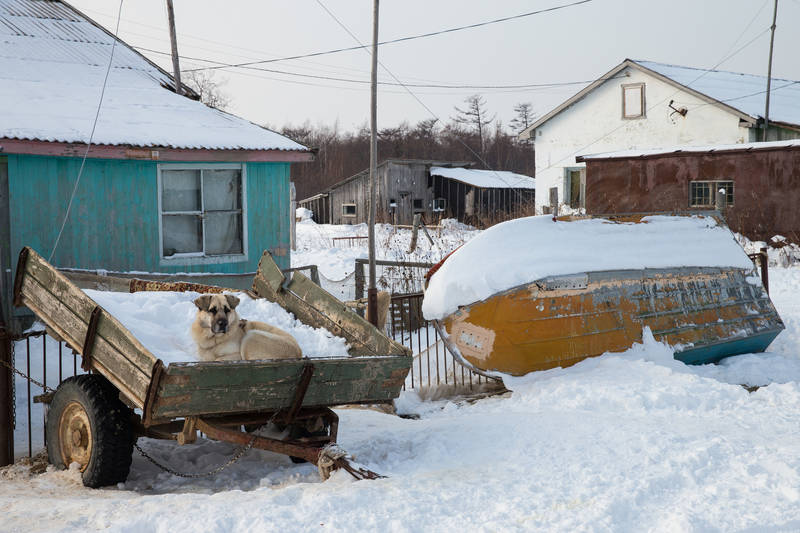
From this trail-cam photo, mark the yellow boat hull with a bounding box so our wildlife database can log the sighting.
[437,267,784,376]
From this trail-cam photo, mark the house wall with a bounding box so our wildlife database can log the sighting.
[533,65,753,213]
[6,154,292,274]
[584,147,800,241]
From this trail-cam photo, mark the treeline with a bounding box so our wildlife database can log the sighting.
[281,96,537,200]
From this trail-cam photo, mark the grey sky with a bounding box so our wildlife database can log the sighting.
[69,0,800,134]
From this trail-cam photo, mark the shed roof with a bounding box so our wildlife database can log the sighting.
[577,139,800,162]
[0,0,306,152]
[429,167,536,189]
[520,59,800,139]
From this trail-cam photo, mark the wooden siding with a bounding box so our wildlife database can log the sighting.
[6,154,291,274]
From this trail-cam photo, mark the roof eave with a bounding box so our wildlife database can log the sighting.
[0,138,314,162]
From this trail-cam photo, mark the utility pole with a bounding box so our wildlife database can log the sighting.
[166,0,182,95]
[367,0,380,326]
[763,0,778,141]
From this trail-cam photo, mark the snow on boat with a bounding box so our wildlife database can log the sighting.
[423,213,784,377]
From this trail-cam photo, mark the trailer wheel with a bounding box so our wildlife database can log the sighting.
[46,374,135,488]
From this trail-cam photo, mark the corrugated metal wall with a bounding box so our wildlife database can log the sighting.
[7,154,291,274]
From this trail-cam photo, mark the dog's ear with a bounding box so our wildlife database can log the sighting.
[225,294,240,310]
[194,295,213,311]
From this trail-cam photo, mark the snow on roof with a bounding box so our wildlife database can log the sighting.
[0,0,306,151]
[578,139,800,161]
[637,60,800,126]
[422,214,754,320]
[429,167,535,189]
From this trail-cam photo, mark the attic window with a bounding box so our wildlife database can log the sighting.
[622,83,645,119]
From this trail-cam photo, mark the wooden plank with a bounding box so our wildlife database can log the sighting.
[253,252,410,357]
[152,357,410,418]
[24,250,158,376]
[20,276,150,406]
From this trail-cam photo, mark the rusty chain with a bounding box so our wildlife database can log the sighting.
[132,409,285,479]
[0,350,56,395]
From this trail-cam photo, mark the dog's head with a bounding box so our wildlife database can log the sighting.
[193,294,240,335]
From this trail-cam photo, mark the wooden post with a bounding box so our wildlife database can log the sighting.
[715,188,727,219]
[367,0,380,326]
[763,0,779,141]
[760,246,770,295]
[0,324,12,466]
[166,0,182,95]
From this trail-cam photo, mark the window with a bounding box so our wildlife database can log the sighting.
[622,83,645,119]
[689,180,734,207]
[432,198,446,212]
[159,165,245,261]
[342,203,357,217]
[413,198,424,212]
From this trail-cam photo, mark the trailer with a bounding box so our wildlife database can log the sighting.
[13,247,411,487]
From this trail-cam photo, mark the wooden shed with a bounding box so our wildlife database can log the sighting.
[0,0,313,329]
[299,159,535,227]
[576,140,800,242]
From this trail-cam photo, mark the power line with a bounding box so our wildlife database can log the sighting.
[135,44,622,91]
[183,0,593,73]
[313,0,534,194]
[50,0,124,262]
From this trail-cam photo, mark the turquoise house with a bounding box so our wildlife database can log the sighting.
[0,0,312,328]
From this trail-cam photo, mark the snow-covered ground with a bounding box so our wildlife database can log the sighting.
[3,220,800,532]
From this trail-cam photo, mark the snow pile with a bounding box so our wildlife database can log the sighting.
[423,215,754,319]
[85,289,350,364]
[295,207,314,222]
[7,319,800,531]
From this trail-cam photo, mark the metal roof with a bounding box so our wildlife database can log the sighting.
[0,0,307,151]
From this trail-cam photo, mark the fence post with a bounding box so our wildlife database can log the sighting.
[760,246,769,294]
[0,324,13,466]
[354,259,365,301]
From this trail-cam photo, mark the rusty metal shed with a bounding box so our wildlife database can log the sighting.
[576,140,800,242]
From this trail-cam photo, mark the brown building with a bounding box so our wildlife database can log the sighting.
[576,140,800,242]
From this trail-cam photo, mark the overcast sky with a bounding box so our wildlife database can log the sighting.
[69,0,800,134]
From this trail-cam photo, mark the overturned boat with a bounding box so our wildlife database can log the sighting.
[423,213,784,377]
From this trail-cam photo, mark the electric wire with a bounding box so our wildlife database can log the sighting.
[313,0,536,193]
[49,0,124,263]
[183,0,593,73]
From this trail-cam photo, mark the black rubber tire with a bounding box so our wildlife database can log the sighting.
[46,374,135,488]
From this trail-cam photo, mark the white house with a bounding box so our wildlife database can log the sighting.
[518,59,800,213]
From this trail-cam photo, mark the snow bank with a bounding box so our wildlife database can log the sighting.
[423,215,754,319]
[84,290,350,364]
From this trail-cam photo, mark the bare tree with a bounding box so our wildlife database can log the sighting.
[184,70,231,110]
[510,102,536,136]
[452,94,496,156]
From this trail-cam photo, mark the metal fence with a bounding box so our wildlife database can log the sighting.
[387,292,500,396]
[3,329,84,461]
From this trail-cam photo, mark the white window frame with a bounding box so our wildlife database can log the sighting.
[432,198,446,212]
[342,203,357,217]
[622,82,646,119]
[157,163,249,266]
[689,180,734,208]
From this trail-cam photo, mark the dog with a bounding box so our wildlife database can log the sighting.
[191,294,303,362]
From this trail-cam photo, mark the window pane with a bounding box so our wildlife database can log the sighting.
[162,170,201,211]
[624,86,643,117]
[162,215,202,256]
[203,169,242,211]
[205,212,243,255]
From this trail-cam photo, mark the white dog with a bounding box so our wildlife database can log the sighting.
[191,294,303,362]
